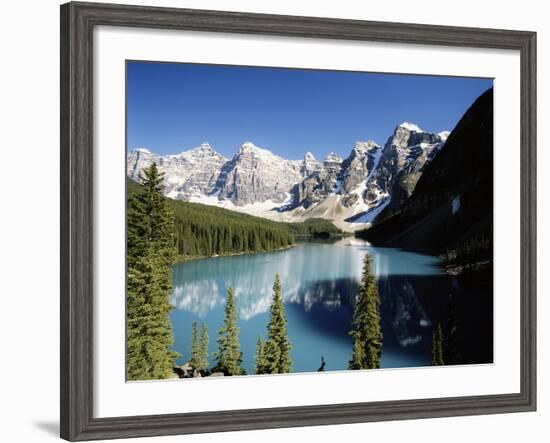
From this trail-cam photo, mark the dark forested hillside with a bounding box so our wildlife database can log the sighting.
[128,179,341,259]
[357,88,493,257]
[287,218,343,238]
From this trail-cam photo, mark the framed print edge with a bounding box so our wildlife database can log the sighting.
[60,1,537,441]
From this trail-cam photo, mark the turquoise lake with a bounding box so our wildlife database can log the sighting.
[170,238,493,374]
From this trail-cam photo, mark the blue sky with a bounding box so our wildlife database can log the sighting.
[127,61,492,160]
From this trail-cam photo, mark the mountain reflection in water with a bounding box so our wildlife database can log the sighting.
[170,238,492,374]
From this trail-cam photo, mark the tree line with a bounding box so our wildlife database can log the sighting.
[432,294,460,366]
[286,218,343,239]
[128,177,341,260]
[440,232,492,267]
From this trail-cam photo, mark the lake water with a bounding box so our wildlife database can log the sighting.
[170,238,493,374]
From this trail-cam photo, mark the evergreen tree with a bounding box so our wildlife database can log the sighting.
[348,253,383,370]
[444,294,460,365]
[127,178,342,261]
[348,336,365,370]
[189,320,200,369]
[432,323,445,366]
[213,287,243,375]
[198,322,209,372]
[263,274,292,374]
[254,337,267,375]
[318,356,326,372]
[127,163,179,380]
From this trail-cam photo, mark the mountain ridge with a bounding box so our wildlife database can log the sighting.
[356,88,493,254]
[127,121,449,231]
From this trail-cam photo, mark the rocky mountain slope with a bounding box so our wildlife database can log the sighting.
[127,123,448,231]
[356,88,493,253]
[215,142,303,205]
[127,142,228,200]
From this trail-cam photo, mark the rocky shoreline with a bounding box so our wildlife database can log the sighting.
[171,362,226,379]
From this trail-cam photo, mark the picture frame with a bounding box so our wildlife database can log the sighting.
[60,1,537,441]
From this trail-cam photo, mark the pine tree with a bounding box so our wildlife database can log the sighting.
[213,287,243,375]
[444,294,460,365]
[127,163,179,380]
[254,337,267,375]
[189,320,200,369]
[198,322,209,372]
[263,274,292,374]
[348,336,365,370]
[348,253,383,370]
[432,323,445,366]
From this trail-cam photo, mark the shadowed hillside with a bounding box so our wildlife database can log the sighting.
[356,88,493,258]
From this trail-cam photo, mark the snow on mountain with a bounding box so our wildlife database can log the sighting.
[350,123,446,223]
[127,142,228,200]
[399,122,423,132]
[127,123,448,231]
[323,152,343,167]
[215,141,303,206]
[302,151,322,176]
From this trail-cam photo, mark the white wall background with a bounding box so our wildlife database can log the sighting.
[0,0,546,442]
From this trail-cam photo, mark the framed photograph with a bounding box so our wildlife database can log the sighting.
[60,1,536,441]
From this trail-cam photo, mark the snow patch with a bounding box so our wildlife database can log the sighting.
[399,122,423,132]
[345,146,388,223]
[324,152,343,163]
[452,195,461,215]
[166,189,180,199]
[188,192,294,217]
[366,146,383,182]
[352,196,391,224]
[333,178,343,193]
[134,147,151,154]
[438,131,450,142]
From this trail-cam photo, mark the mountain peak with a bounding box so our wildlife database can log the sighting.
[185,142,214,154]
[198,141,212,150]
[238,142,282,162]
[398,122,423,133]
[438,131,450,142]
[240,141,260,152]
[353,140,380,153]
[183,142,223,157]
[324,152,343,164]
[133,147,152,155]
[304,151,316,160]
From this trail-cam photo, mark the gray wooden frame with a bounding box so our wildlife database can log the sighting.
[60,1,537,441]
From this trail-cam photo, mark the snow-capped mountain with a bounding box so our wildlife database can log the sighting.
[215,142,303,206]
[127,142,228,200]
[353,122,446,222]
[126,123,447,230]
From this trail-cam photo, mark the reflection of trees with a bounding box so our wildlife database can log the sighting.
[171,275,357,321]
[170,242,438,349]
[170,242,365,320]
[378,276,432,348]
[171,272,434,354]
